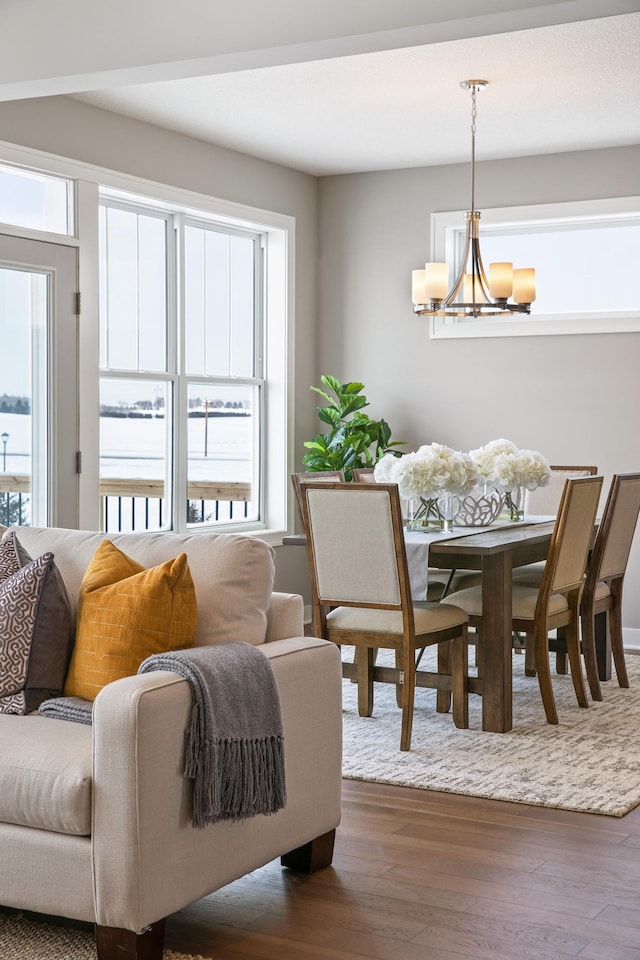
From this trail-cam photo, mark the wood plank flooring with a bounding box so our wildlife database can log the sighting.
[164,780,640,960]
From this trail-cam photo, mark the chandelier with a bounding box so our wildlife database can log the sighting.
[411,80,535,318]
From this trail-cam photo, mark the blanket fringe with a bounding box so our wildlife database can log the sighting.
[186,708,286,828]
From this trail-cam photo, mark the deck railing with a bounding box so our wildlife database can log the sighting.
[0,475,252,532]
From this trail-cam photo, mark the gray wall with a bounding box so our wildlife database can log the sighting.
[1,97,639,627]
[0,94,318,598]
[318,145,640,631]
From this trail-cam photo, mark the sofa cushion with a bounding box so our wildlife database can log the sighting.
[0,531,73,714]
[0,713,92,835]
[12,527,276,647]
[64,540,197,701]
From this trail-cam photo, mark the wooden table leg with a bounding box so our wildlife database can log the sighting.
[480,552,513,733]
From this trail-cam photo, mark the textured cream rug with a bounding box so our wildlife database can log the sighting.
[341,649,640,816]
[0,912,212,960]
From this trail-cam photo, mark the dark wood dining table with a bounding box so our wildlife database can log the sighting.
[427,522,555,733]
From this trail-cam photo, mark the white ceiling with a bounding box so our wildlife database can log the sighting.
[72,13,640,175]
[2,0,639,177]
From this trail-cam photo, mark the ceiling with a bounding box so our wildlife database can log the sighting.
[3,0,640,177]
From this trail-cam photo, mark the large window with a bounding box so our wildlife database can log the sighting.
[429,196,640,339]
[0,145,293,541]
[99,198,263,533]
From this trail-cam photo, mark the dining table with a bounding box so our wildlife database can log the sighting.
[423,520,555,733]
[284,517,609,735]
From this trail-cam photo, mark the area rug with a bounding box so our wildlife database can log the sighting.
[341,650,640,816]
[0,912,213,960]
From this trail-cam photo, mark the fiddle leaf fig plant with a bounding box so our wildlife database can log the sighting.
[302,375,404,481]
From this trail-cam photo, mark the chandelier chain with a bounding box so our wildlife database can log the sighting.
[470,84,478,213]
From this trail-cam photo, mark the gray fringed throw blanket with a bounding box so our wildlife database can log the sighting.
[39,695,93,724]
[138,643,286,828]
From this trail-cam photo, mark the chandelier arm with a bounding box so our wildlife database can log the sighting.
[470,239,491,295]
[442,216,472,307]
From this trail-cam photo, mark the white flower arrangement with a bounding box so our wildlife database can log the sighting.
[469,438,551,492]
[374,443,479,500]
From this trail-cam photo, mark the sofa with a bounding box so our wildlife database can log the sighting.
[0,526,343,960]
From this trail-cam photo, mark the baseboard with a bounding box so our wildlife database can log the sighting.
[624,627,640,654]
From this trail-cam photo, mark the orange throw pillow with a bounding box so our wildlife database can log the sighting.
[64,540,197,701]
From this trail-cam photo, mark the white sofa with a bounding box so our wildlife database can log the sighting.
[0,526,343,960]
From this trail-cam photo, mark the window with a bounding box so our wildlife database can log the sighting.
[429,196,640,339]
[99,198,264,533]
[0,145,293,540]
[0,162,73,236]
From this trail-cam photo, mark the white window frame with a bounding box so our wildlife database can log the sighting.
[429,196,640,340]
[0,140,294,545]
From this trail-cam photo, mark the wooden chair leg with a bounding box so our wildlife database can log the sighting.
[395,647,403,708]
[524,635,537,677]
[555,626,568,675]
[565,616,589,708]
[357,647,375,717]
[534,627,558,725]
[475,628,483,679]
[580,610,603,701]
[451,627,469,729]
[436,641,452,713]
[609,584,629,688]
[95,919,165,960]
[399,647,416,751]
[281,829,336,873]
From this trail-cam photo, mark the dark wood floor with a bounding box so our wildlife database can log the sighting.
[164,779,640,960]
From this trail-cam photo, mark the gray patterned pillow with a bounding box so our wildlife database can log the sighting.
[0,531,73,713]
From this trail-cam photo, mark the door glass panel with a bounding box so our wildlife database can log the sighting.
[100,378,172,533]
[186,382,258,526]
[0,266,48,526]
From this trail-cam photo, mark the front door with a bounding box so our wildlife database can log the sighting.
[0,234,78,528]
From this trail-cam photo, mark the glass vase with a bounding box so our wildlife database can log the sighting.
[406,496,446,532]
[502,486,525,522]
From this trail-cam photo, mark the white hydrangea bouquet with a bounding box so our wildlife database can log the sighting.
[469,438,551,520]
[374,438,551,527]
[374,443,479,529]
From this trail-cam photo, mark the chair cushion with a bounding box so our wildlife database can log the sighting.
[64,540,197,701]
[327,602,467,636]
[0,714,92,835]
[595,580,612,601]
[0,531,73,714]
[512,561,545,585]
[445,584,569,620]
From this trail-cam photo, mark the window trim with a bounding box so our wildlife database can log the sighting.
[0,139,295,543]
[429,196,640,340]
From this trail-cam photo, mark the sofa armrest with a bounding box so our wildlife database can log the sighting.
[265,591,304,642]
[91,635,341,933]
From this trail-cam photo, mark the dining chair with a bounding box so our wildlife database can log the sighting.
[446,475,603,725]
[578,472,640,701]
[514,465,599,586]
[524,464,598,516]
[351,468,376,481]
[291,470,344,526]
[301,481,469,750]
[351,466,455,601]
